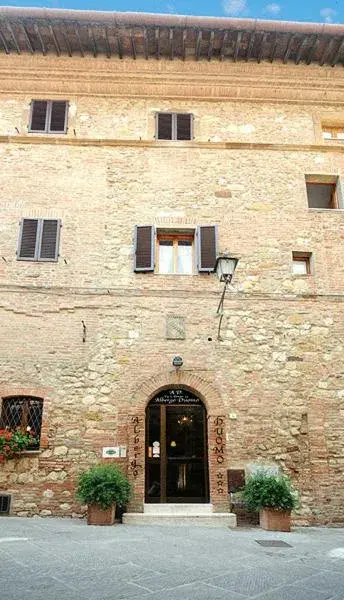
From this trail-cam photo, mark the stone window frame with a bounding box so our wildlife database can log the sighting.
[305,174,343,211]
[0,387,50,452]
[292,251,313,276]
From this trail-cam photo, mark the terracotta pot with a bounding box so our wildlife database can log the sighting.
[259,508,291,532]
[87,504,116,526]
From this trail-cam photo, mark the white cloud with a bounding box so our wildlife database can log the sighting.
[320,7,337,23]
[222,0,248,17]
[264,3,281,15]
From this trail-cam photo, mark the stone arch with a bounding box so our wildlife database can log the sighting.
[127,370,229,513]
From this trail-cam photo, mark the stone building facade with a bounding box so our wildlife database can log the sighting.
[0,8,344,524]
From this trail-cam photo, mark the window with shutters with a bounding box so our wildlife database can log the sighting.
[29,100,68,133]
[156,113,193,140]
[134,225,217,274]
[17,218,61,262]
[0,397,43,450]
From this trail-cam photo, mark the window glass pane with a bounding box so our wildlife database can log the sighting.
[177,241,193,274]
[292,260,308,275]
[159,241,173,273]
[322,131,332,139]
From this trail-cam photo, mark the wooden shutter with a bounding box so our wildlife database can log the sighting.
[18,218,39,260]
[30,101,48,132]
[39,219,60,261]
[197,225,218,272]
[134,225,154,272]
[49,101,67,133]
[157,113,172,140]
[176,114,192,140]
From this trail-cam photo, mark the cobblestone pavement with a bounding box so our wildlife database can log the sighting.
[1,517,344,600]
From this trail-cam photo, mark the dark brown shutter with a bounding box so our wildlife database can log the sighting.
[134,225,154,272]
[157,113,172,140]
[30,101,48,131]
[176,114,192,140]
[49,101,67,133]
[18,219,39,259]
[39,219,60,261]
[197,225,218,272]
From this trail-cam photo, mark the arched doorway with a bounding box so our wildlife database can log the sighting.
[145,388,209,503]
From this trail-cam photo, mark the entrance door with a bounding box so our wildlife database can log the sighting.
[145,389,209,503]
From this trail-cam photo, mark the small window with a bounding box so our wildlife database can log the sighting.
[29,100,68,133]
[322,127,344,141]
[306,177,342,209]
[157,234,194,274]
[0,397,43,450]
[292,252,312,275]
[156,113,193,140]
[17,218,61,262]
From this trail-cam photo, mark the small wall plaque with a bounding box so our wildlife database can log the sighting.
[102,447,120,458]
[166,316,185,340]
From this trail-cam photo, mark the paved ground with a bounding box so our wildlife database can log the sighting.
[1,518,344,600]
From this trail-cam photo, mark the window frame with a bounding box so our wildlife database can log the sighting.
[305,176,342,210]
[292,252,312,276]
[0,396,43,451]
[156,232,195,275]
[17,218,61,262]
[322,126,344,141]
[28,100,68,134]
[155,112,193,141]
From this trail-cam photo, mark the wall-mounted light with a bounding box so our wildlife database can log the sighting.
[172,356,183,369]
[214,253,239,340]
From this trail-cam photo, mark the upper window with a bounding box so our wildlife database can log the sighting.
[158,234,194,274]
[17,218,61,262]
[156,113,193,141]
[29,100,68,134]
[0,396,43,450]
[134,225,217,274]
[306,176,342,209]
[322,127,344,141]
[292,252,312,275]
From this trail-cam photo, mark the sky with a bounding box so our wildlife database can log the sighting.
[2,0,343,24]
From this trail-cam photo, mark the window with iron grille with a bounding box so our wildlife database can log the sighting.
[0,397,43,450]
[17,218,61,262]
[156,113,193,140]
[29,100,68,134]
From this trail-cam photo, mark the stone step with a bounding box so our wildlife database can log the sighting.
[143,503,214,515]
[122,512,237,527]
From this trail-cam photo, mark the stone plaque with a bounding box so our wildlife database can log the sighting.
[166,316,185,340]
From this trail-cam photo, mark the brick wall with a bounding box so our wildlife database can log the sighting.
[0,55,344,523]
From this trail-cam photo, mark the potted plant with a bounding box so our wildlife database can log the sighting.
[76,464,131,526]
[0,427,37,461]
[243,471,298,532]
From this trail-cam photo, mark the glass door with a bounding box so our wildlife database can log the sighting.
[145,390,209,503]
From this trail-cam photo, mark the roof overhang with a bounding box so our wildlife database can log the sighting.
[0,6,343,65]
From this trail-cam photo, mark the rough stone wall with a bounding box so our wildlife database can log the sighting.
[0,55,344,523]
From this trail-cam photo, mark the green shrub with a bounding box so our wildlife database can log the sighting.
[243,471,298,512]
[76,464,131,510]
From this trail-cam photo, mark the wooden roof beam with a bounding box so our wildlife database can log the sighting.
[103,26,111,58]
[0,27,9,54]
[234,31,242,61]
[306,35,319,65]
[48,23,60,56]
[130,29,136,60]
[331,36,344,66]
[34,23,46,56]
[75,24,85,57]
[195,30,202,61]
[182,28,187,61]
[169,28,174,60]
[143,27,148,59]
[88,25,97,57]
[257,32,267,63]
[6,22,21,54]
[269,32,278,62]
[20,22,34,54]
[220,30,228,61]
[295,36,308,64]
[208,30,214,61]
[116,30,123,59]
[246,31,255,61]
[155,27,160,60]
[320,37,334,66]
[283,33,296,63]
